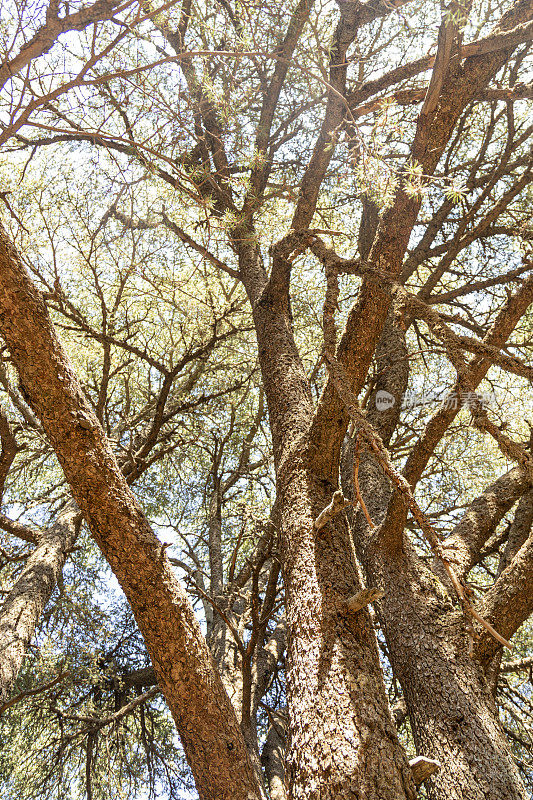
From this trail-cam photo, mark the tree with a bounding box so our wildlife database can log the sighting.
[0,0,532,798]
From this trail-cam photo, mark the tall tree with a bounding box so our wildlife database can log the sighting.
[0,0,532,798]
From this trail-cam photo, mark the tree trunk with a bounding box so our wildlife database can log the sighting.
[262,711,287,800]
[342,444,529,800]
[0,223,264,800]
[339,309,530,800]
[373,550,529,800]
[242,247,416,799]
[279,463,416,800]
[0,505,79,700]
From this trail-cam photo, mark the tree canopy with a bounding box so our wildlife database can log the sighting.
[0,0,532,798]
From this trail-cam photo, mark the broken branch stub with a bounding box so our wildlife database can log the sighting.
[313,489,348,531]
[409,756,440,785]
[343,588,385,613]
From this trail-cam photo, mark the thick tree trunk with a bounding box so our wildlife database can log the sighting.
[373,551,529,800]
[0,224,263,800]
[242,253,416,798]
[341,447,529,800]
[279,464,416,800]
[340,313,529,800]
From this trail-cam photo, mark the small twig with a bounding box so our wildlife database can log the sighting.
[0,670,71,715]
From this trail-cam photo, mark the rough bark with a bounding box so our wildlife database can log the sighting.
[371,551,528,800]
[242,244,416,800]
[279,467,415,800]
[0,223,263,800]
[341,325,529,800]
[342,455,530,800]
[0,503,79,700]
[261,711,287,800]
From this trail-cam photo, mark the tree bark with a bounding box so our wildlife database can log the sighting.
[279,466,415,800]
[262,711,287,800]
[371,550,529,800]
[0,504,79,700]
[342,454,530,799]
[240,242,416,800]
[340,324,529,800]
[0,223,264,800]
